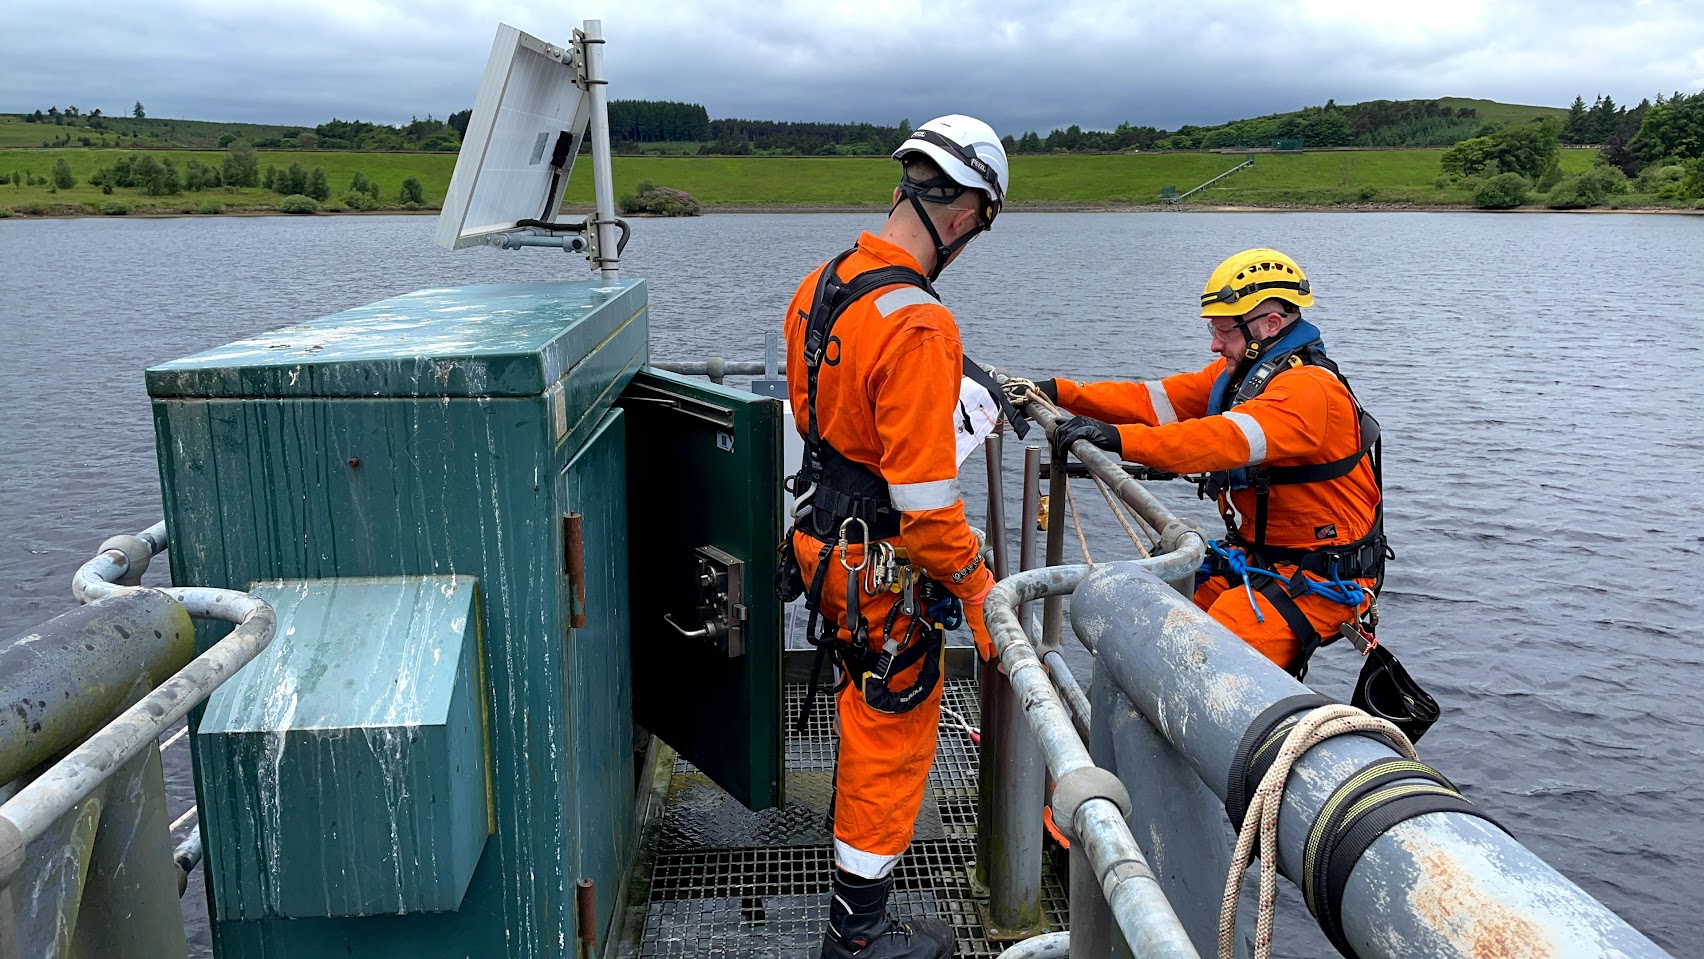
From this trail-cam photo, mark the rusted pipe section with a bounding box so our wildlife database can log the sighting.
[576,878,597,959]
[984,565,1198,959]
[1069,562,1674,959]
[174,830,203,898]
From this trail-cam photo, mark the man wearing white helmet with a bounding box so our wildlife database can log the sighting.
[777,115,1009,959]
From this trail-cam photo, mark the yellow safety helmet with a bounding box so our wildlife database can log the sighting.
[1199,249,1314,318]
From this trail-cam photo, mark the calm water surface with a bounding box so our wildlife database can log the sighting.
[1,212,1700,956]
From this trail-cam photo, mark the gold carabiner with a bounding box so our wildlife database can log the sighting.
[838,517,870,572]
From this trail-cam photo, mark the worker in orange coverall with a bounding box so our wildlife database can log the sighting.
[1035,249,1388,675]
[776,115,1009,959]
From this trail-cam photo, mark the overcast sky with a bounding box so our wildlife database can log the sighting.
[3,1,1701,135]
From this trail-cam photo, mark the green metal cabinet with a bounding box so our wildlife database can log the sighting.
[150,282,646,958]
[148,280,786,958]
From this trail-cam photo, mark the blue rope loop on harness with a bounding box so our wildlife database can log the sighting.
[1199,540,1366,623]
[926,595,964,630]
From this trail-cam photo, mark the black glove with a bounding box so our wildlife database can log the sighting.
[1033,378,1060,403]
[1052,416,1122,459]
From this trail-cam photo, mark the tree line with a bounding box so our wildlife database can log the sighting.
[1440,89,1704,208]
[604,97,1489,155]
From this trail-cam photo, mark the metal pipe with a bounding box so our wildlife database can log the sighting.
[1018,445,1042,623]
[1069,562,1674,959]
[998,931,1071,959]
[576,878,598,959]
[1068,842,1112,959]
[1016,391,1189,542]
[985,432,1009,581]
[0,587,275,891]
[649,359,776,377]
[0,591,194,785]
[1040,453,1068,650]
[983,565,1198,959]
[581,19,620,281]
[1042,649,1090,743]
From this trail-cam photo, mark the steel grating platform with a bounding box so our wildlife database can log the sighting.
[627,680,1067,958]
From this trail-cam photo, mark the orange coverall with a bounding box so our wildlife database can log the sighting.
[1054,358,1380,669]
[785,232,995,880]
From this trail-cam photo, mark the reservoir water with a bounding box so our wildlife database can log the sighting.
[1,211,1699,956]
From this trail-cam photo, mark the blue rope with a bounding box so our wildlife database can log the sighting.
[926,595,964,630]
[1199,541,1366,623]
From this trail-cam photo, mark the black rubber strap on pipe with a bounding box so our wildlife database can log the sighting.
[1226,694,1331,831]
[1302,758,1459,918]
[1318,787,1509,959]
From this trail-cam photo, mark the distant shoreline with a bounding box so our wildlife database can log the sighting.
[5,202,1701,221]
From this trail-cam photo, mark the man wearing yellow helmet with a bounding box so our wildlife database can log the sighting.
[1035,249,1387,675]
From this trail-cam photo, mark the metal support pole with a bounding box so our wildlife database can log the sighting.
[1041,451,1068,650]
[977,437,1017,895]
[580,19,620,281]
[1018,445,1042,623]
[979,654,1046,940]
[984,432,1008,581]
[1069,563,1674,959]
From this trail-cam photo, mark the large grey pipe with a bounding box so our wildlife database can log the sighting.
[1069,562,1674,959]
[1,528,277,894]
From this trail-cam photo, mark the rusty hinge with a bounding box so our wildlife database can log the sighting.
[563,513,587,628]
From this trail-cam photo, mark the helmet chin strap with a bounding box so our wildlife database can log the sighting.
[893,188,984,282]
[1233,312,1298,372]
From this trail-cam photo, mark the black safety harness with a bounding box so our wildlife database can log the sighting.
[777,249,963,730]
[1197,324,1393,677]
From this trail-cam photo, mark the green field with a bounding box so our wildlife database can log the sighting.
[0,114,305,150]
[0,145,1632,217]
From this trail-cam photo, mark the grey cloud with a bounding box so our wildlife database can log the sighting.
[2,0,1700,133]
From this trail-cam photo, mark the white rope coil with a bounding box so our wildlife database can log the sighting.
[1217,703,1417,959]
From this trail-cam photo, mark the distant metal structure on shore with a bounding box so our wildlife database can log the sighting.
[1163,156,1256,205]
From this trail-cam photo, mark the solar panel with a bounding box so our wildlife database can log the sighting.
[433,23,593,251]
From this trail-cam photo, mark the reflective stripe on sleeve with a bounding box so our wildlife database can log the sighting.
[1222,411,1268,465]
[889,478,961,512]
[1145,380,1178,425]
[835,839,900,879]
[874,287,939,316]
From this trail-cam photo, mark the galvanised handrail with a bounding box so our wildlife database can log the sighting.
[0,525,277,959]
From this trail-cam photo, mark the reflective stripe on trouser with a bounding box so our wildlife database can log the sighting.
[795,530,945,879]
[1192,564,1374,670]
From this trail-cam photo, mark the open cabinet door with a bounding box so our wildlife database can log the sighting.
[619,369,785,810]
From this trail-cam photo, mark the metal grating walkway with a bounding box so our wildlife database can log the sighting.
[633,680,1066,958]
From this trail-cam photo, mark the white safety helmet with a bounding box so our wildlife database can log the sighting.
[892,114,1009,218]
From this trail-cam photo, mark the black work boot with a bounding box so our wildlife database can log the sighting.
[820,869,956,959]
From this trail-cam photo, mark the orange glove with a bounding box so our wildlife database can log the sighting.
[963,579,997,661]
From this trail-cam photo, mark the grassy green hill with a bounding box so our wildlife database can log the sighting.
[0,146,1618,217]
[1435,98,1568,125]
[0,114,305,150]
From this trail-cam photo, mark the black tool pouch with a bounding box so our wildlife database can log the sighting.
[775,534,805,603]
